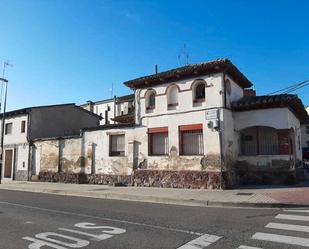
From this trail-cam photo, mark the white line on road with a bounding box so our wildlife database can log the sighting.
[275,214,309,222]
[252,232,309,247]
[237,246,263,249]
[266,222,309,233]
[177,234,221,249]
[284,209,309,213]
[0,200,202,236]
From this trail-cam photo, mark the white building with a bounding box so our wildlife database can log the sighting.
[33,59,309,188]
[80,94,134,125]
[0,104,101,181]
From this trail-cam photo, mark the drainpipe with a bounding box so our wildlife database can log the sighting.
[113,95,116,124]
[219,73,226,189]
[26,113,32,181]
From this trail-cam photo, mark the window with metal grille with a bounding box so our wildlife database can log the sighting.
[5,123,12,135]
[179,124,204,155]
[240,126,284,156]
[109,134,125,156]
[149,133,168,155]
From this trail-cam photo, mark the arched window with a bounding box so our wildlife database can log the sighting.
[192,79,206,103]
[145,89,156,111]
[167,85,179,108]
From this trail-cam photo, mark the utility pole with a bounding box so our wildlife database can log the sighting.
[0,61,12,184]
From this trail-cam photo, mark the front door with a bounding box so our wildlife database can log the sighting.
[4,149,13,178]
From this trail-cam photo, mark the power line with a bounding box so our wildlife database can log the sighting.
[267,79,309,95]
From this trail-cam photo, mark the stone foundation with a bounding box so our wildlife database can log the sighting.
[38,170,222,189]
[38,172,131,185]
[132,170,221,189]
[15,170,28,181]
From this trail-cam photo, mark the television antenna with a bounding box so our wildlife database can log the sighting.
[178,44,189,66]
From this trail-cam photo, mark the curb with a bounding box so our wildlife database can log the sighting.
[1,186,308,209]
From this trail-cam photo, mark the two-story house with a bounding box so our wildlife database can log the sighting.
[0,103,101,181]
[34,59,308,188]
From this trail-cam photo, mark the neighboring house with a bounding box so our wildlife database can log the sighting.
[0,103,101,181]
[34,59,309,188]
[301,106,309,148]
[80,94,134,125]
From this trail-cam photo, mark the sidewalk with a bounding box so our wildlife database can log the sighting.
[0,181,309,208]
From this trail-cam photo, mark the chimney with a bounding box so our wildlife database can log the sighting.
[86,101,94,112]
[244,89,256,97]
[154,64,158,74]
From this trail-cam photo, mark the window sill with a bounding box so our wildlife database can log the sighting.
[148,154,169,157]
[193,99,205,103]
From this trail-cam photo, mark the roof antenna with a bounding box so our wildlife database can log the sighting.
[109,82,114,98]
[0,61,13,113]
[178,43,189,66]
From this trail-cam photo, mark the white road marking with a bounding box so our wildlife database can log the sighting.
[266,222,309,233]
[177,234,221,249]
[237,246,263,249]
[276,214,309,222]
[284,209,309,213]
[252,232,309,247]
[35,232,89,248]
[23,237,67,249]
[59,228,113,242]
[0,200,201,236]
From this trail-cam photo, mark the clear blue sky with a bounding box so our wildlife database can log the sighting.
[0,0,308,111]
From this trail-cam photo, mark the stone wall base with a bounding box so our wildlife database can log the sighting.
[38,172,131,185]
[38,170,222,189]
[132,170,221,189]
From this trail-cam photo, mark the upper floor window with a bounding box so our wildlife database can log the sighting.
[5,123,12,135]
[167,85,179,109]
[21,120,26,133]
[192,79,206,103]
[145,89,156,112]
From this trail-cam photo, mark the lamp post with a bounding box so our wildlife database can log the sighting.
[0,77,8,184]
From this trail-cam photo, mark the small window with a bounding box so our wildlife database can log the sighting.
[145,90,156,111]
[306,126,309,134]
[167,85,178,108]
[193,80,206,103]
[307,141,309,147]
[109,134,125,156]
[5,123,12,135]
[21,120,26,133]
[148,128,169,155]
[179,124,204,155]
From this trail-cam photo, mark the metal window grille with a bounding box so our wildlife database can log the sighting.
[180,129,204,155]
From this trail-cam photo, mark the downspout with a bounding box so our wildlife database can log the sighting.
[113,95,116,124]
[26,112,32,181]
[219,73,226,189]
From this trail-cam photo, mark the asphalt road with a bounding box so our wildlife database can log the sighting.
[0,189,308,249]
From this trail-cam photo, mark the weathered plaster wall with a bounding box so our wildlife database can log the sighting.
[83,128,135,175]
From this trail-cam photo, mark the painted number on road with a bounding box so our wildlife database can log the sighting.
[23,222,126,249]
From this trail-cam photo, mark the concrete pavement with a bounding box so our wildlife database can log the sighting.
[0,181,309,208]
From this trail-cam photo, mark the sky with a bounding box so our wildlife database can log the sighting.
[0,0,308,111]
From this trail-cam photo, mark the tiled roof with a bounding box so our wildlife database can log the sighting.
[124,58,252,89]
[232,94,309,123]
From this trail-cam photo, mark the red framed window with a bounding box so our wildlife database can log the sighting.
[148,127,169,156]
[179,124,204,155]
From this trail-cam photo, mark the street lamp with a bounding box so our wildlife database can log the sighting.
[0,77,8,184]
